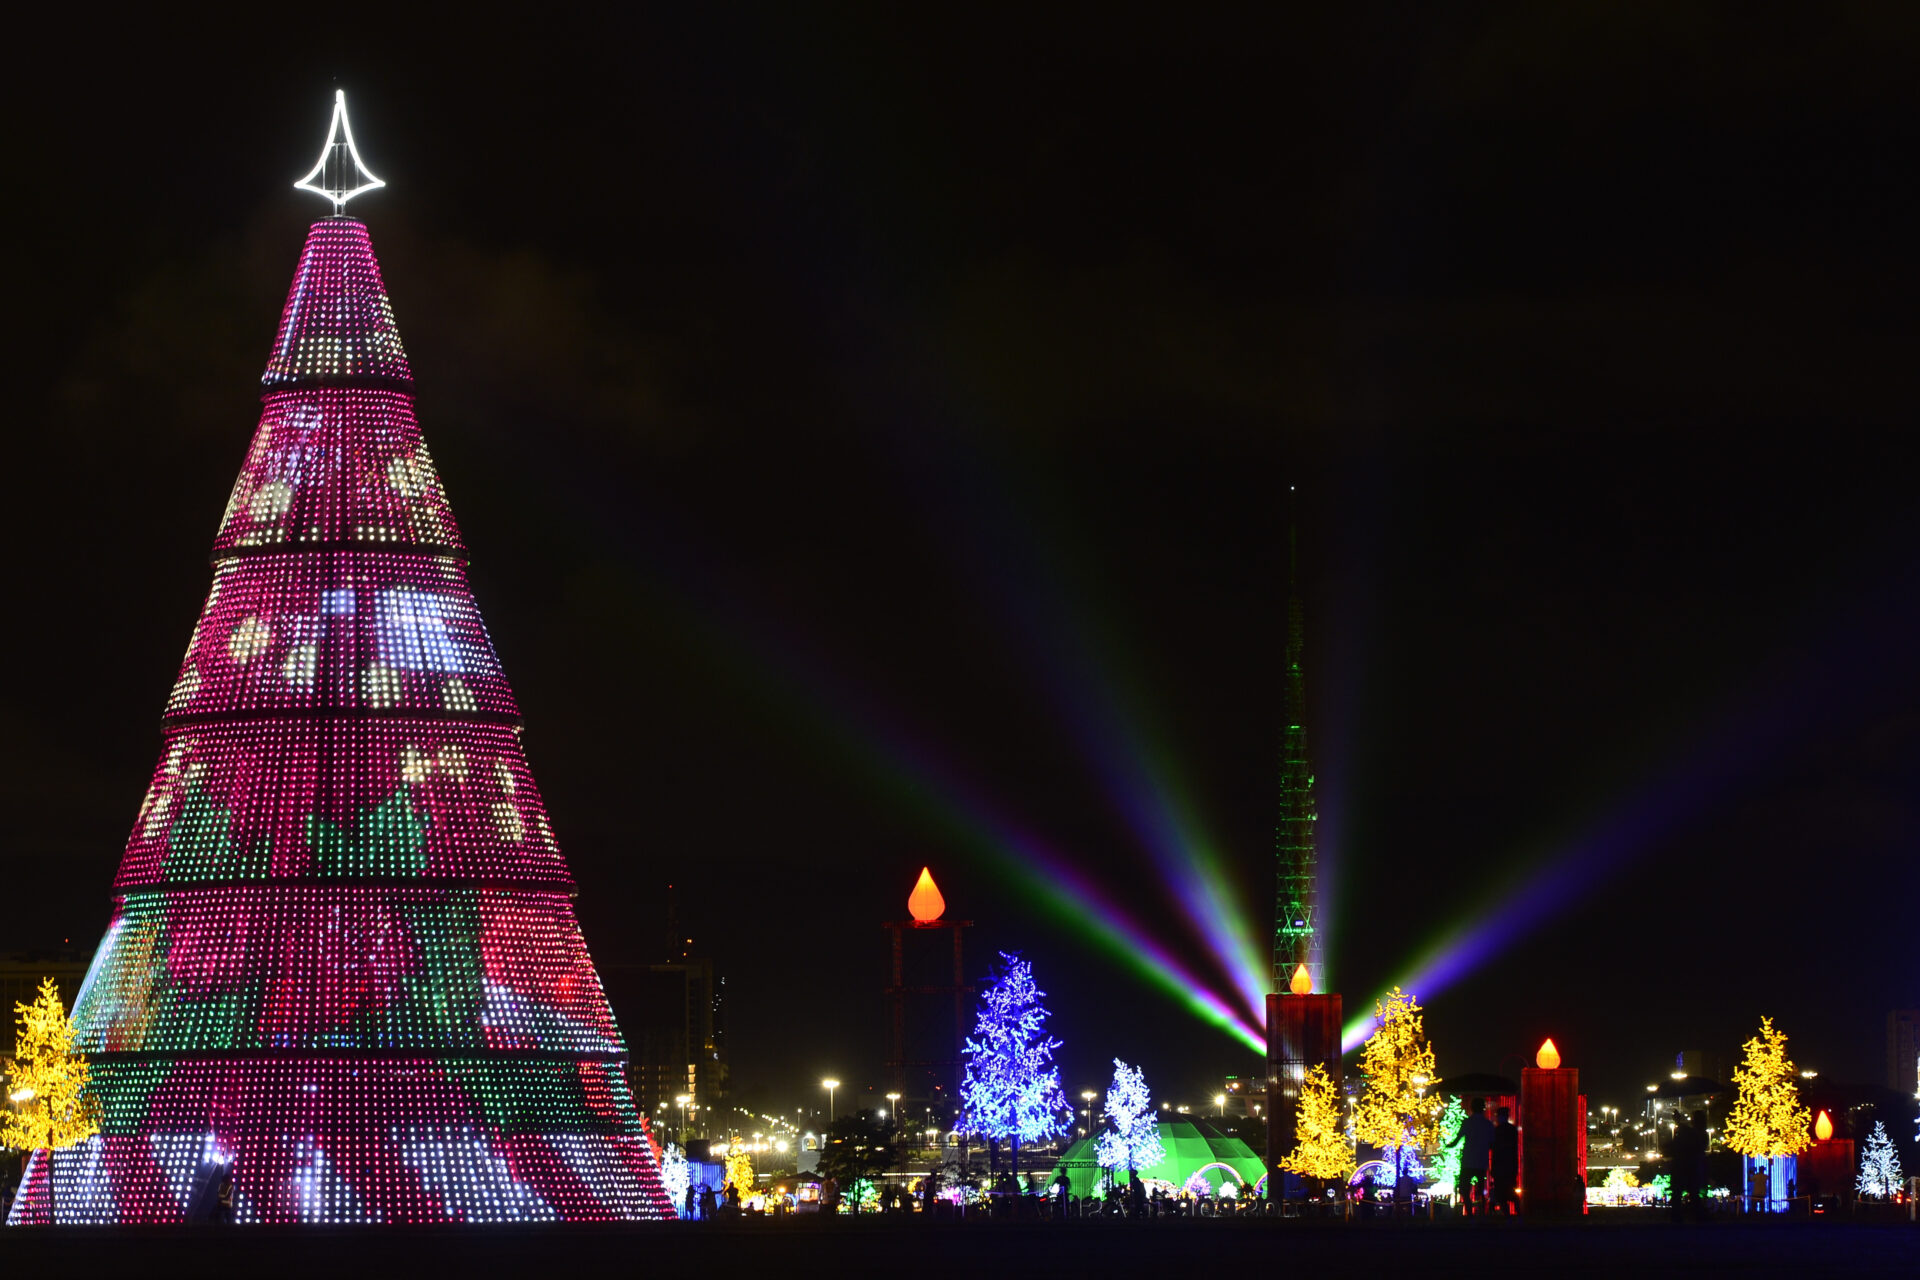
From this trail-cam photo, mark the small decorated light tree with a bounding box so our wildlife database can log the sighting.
[659,1143,691,1217]
[1094,1059,1165,1184]
[1352,986,1442,1183]
[2,977,102,1222]
[1722,1017,1812,1160]
[958,953,1071,1182]
[1855,1121,1902,1199]
[1425,1094,1466,1198]
[1280,1063,1355,1188]
[724,1143,754,1201]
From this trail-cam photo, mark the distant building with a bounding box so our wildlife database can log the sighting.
[1219,1075,1261,1120]
[1644,1050,1732,1142]
[0,949,92,1018]
[1888,1010,1920,1094]
[601,957,728,1135]
[595,889,727,1137]
[1674,1049,1727,1086]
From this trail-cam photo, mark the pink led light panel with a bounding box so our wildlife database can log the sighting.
[216,390,462,554]
[74,888,618,1054]
[261,220,411,386]
[115,721,571,889]
[7,1060,669,1224]
[165,553,518,722]
[17,217,673,1224]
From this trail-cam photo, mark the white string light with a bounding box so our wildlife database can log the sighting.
[294,90,385,214]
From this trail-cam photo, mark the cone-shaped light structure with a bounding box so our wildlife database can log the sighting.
[1815,1110,1833,1142]
[1288,963,1312,996]
[3,111,672,1226]
[1536,1038,1562,1070]
[908,867,946,923]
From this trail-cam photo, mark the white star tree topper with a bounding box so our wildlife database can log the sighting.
[294,90,385,214]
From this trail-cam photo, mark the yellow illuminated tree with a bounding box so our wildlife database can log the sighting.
[1722,1017,1812,1158]
[3,978,101,1220]
[724,1145,753,1198]
[1352,986,1442,1180]
[1281,1064,1355,1183]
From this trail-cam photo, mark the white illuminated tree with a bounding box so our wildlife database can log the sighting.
[1094,1059,1165,1184]
[659,1142,691,1217]
[1855,1121,1902,1199]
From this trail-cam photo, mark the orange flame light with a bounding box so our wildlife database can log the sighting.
[908,867,946,924]
[1536,1038,1562,1070]
[1815,1110,1833,1142]
[1289,964,1313,996]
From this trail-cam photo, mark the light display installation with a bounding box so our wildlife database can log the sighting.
[5,102,671,1225]
[1094,1058,1165,1179]
[1721,1016,1812,1160]
[1278,1063,1354,1183]
[1274,509,1321,993]
[957,952,1070,1165]
[1855,1121,1902,1199]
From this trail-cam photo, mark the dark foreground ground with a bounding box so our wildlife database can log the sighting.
[3,1218,1914,1278]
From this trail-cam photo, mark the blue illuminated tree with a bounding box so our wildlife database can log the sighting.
[958,952,1070,1181]
[1094,1059,1165,1184]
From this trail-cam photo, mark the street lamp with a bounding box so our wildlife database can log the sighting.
[675,1094,692,1142]
[1214,1094,1227,1118]
[822,1078,840,1125]
[886,1092,901,1137]
[1081,1089,1096,1139]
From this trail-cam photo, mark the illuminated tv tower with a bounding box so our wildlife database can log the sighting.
[1273,493,1320,994]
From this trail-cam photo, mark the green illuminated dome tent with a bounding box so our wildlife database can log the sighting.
[1048,1120,1266,1198]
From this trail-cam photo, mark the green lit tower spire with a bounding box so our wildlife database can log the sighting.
[1274,492,1321,992]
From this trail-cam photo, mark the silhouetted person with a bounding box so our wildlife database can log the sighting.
[1455,1096,1495,1215]
[1489,1107,1519,1216]
[1667,1110,1708,1221]
[684,1180,697,1220]
[1052,1168,1071,1219]
[698,1182,716,1220]
[1128,1175,1147,1220]
[213,1170,234,1225]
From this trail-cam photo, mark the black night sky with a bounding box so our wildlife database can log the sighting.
[4,6,1918,1121]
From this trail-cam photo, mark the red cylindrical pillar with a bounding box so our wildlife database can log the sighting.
[1266,985,1342,1200]
[1520,1040,1585,1216]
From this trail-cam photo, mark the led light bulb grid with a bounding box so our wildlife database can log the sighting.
[47,204,675,1223]
[73,887,621,1055]
[5,1059,670,1224]
[165,552,517,722]
[262,221,410,387]
[116,720,569,889]
[216,389,462,555]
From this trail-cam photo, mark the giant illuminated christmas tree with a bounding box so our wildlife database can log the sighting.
[5,93,673,1224]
